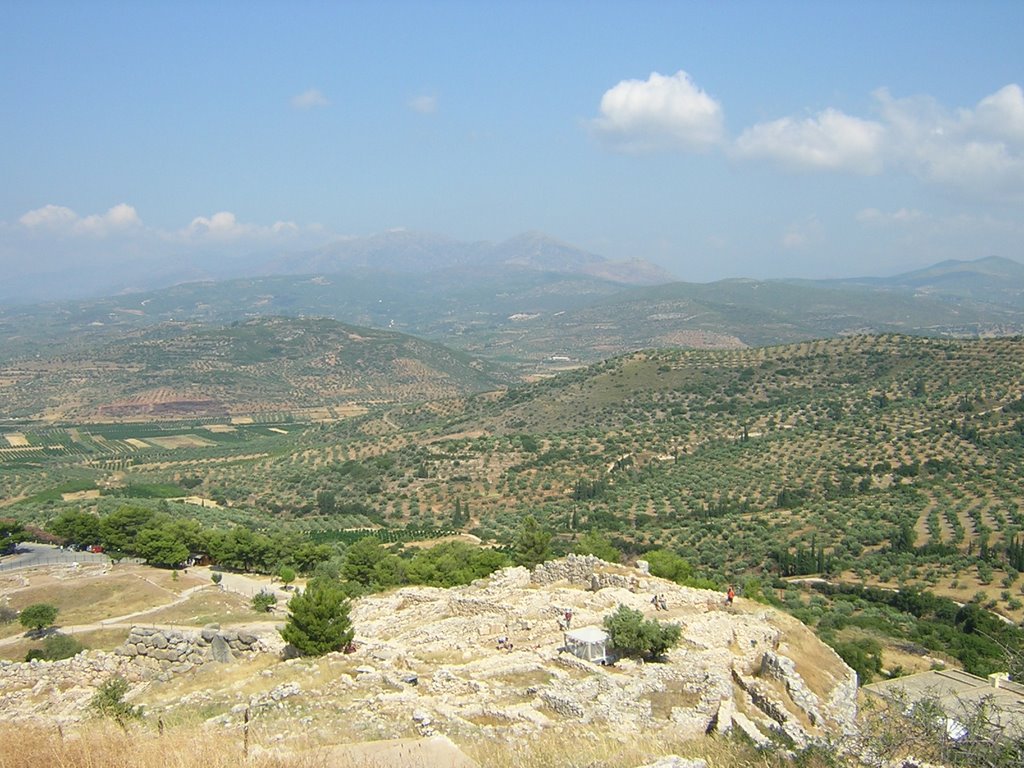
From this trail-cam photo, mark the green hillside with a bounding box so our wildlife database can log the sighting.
[5,334,1024,625]
[0,316,503,421]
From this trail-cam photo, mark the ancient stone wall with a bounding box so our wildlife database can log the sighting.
[0,651,143,688]
[530,554,643,592]
[115,625,268,673]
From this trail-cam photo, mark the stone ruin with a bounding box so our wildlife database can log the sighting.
[0,556,860,752]
[115,625,274,673]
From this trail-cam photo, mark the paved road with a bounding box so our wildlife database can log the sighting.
[0,542,112,572]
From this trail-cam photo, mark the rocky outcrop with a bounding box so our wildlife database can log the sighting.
[0,558,859,750]
[0,651,149,723]
[347,557,859,747]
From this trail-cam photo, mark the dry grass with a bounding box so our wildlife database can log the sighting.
[0,722,331,768]
[6,574,170,625]
[142,655,284,706]
[3,565,203,626]
[768,611,847,699]
[463,728,776,768]
[0,626,131,662]
[138,588,262,626]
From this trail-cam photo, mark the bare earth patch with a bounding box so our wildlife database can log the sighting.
[149,435,215,449]
[61,489,101,501]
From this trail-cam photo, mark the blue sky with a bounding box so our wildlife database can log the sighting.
[2,0,1023,295]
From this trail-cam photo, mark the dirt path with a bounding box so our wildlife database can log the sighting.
[191,565,299,605]
[0,583,213,650]
[0,561,291,651]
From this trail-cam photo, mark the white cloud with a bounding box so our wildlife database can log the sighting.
[972,84,1024,143]
[590,71,1024,199]
[19,203,141,236]
[592,70,724,152]
[408,94,437,114]
[183,211,298,241]
[15,203,304,244]
[875,85,1024,199]
[77,203,142,234]
[735,109,885,173]
[19,204,78,230]
[291,88,329,109]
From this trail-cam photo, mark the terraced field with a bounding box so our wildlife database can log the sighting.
[0,316,503,422]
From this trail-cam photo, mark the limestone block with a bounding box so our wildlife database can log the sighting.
[538,690,585,719]
[714,697,734,735]
[761,651,823,726]
[731,711,772,748]
[668,709,713,739]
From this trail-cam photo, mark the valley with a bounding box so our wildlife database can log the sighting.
[4,331,1024,628]
[3,260,1024,766]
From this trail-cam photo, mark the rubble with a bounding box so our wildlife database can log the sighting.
[0,557,858,749]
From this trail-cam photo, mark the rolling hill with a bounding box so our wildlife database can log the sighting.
[2,255,1023,372]
[0,316,503,422]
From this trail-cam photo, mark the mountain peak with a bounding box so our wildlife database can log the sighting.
[262,231,672,285]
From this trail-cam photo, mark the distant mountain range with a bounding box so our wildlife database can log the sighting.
[265,230,673,286]
[820,255,1024,305]
[0,230,673,306]
[0,231,1022,371]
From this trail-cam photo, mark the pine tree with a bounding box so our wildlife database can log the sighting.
[280,578,354,657]
[513,515,551,568]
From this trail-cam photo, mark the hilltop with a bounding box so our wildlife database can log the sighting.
[0,556,855,767]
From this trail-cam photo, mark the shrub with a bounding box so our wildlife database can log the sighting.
[832,638,883,684]
[278,566,296,587]
[603,604,681,661]
[573,531,621,563]
[513,515,551,568]
[26,633,85,661]
[91,675,143,728]
[251,590,277,613]
[18,603,58,633]
[643,549,694,584]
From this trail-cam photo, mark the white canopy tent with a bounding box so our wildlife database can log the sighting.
[564,626,610,664]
